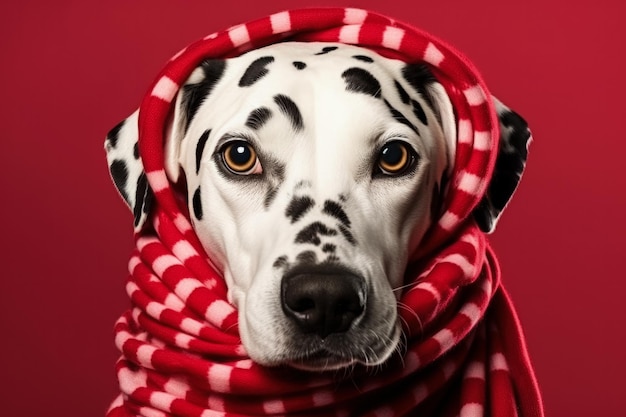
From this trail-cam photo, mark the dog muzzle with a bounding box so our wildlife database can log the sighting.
[105,8,544,417]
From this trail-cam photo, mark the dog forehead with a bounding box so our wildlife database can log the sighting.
[186,42,406,137]
[224,42,404,91]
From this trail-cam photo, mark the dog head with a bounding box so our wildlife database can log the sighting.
[105,42,531,371]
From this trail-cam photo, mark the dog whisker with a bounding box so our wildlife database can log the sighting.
[391,279,422,294]
[394,320,410,361]
[223,322,240,335]
[396,301,424,337]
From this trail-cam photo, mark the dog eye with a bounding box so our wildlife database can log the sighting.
[221,140,261,174]
[377,141,415,175]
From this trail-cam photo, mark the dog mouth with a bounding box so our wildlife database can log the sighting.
[282,323,401,372]
[287,349,357,371]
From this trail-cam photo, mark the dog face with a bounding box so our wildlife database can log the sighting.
[166,43,455,370]
[105,42,531,371]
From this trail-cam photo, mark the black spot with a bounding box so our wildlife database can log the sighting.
[295,180,312,190]
[338,194,347,202]
[273,255,289,269]
[109,160,129,203]
[499,110,530,160]
[384,99,419,135]
[293,61,307,70]
[133,142,140,160]
[263,157,286,208]
[473,199,496,233]
[274,94,304,131]
[296,251,318,265]
[324,254,340,264]
[394,80,410,105]
[133,173,150,227]
[286,196,315,223]
[193,187,203,220]
[106,119,126,149]
[264,186,279,208]
[245,107,273,131]
[401,63,437,111]
[314,46,338,55]
[401,63,437,89]
[338,225,356,246]
[195,129,211,174]
[322,243,336,253]
[295,222,337,246]
[352,55,374,63]
[181,60,227,133]
[143,187,154,216]
[342,67,381,98]
[322,200,351,228]
[411,99,428,125]
[239,56,274,87]
[474,109,531,233]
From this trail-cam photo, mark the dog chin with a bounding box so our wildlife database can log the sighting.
[287,352,359,372]
[286,347,396,372]
[283,327,402,372]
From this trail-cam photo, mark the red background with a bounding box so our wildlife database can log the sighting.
[1,1,624,416]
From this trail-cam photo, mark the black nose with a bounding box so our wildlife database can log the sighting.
[281,271,365,338]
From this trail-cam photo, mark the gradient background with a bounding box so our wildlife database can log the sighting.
[1,1,624,416]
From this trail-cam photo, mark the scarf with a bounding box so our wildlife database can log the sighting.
[106,8,543,417]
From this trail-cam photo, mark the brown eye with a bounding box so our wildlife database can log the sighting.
[221,140,259,174]
[378,141,414,175]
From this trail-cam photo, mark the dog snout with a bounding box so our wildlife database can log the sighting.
[281,271,365,338]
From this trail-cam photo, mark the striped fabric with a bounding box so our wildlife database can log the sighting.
[107,8,543,417]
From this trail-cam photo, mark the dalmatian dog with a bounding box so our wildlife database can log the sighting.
[105,42,530,371]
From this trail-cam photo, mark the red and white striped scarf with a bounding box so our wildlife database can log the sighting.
[107,8,543,417]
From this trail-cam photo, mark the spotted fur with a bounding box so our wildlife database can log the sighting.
[342,67,382,98]
[195,130,211,174]
[273,94,303,131]
[245,107,273,131]
[314,46,338,55]
[295,222,338,245]
[239,56,274,87]
[286,195,315,224]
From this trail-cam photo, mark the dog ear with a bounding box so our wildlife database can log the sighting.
[472,97,532,233]
[103,100,189,230]
[104,110,154,229]
[401,64,532,233]
[104,59,227,230]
